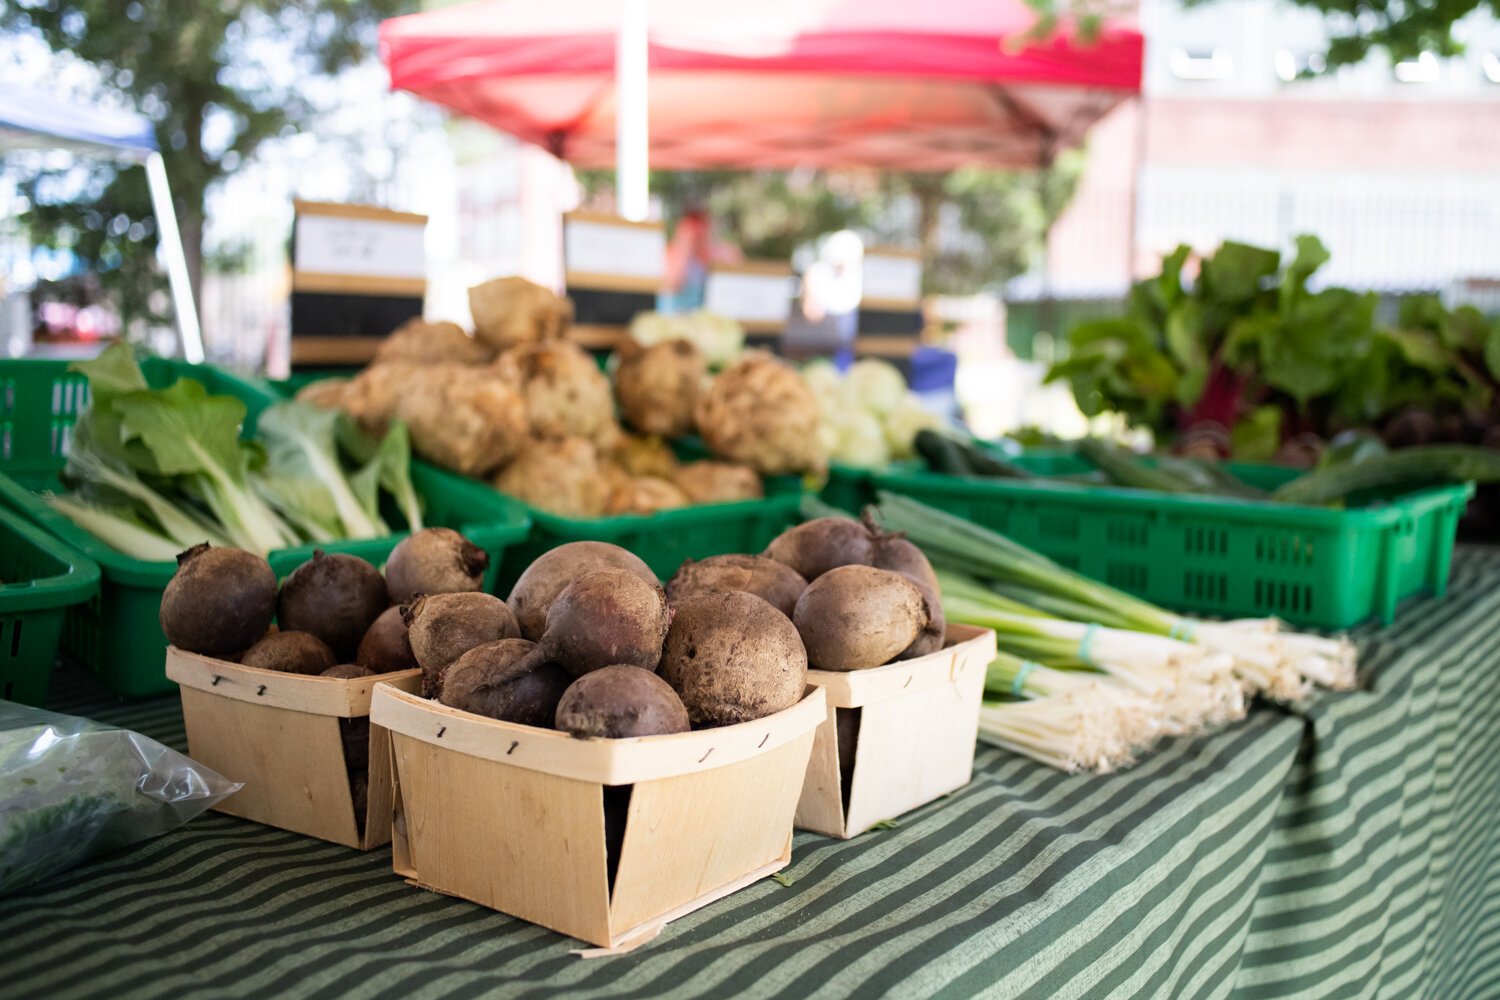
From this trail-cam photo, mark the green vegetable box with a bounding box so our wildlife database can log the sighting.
[873,453,1471,629]
[0,356,529,698]
[498,489,803,593]
[0,505,100,706]
[494,437,805,591]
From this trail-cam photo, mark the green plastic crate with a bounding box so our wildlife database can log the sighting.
[496,488,804,593]
[818,461,929,513]
[872,453,1472,629]
[0,356,530,698]
[0,504,100,706]
[820,463,877,513]
[266,368,361,398]
[262,387,805,590]
[481,435,803,586]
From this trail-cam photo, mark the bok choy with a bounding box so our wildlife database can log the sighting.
[46,343,423,559]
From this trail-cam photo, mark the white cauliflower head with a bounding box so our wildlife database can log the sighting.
[830,409,891,469]
[847,358,908,415]
[883,398,943,460]
[629,310,745,369]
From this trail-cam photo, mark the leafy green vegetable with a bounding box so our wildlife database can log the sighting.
[255,402,383,540]
[47,343,424,559]
[1046,236,1500,458]
[1223,236,1378,407]
[1229,406,1282,462]
[251,472,342,544]
[339,416,423,533]
[112,378,298,553]
[61,446,229,550]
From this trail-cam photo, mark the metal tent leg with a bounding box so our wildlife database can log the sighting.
[144,151,204,363]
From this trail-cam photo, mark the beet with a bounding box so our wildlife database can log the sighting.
[439,638,570,727]
[239,631,337,675]
[277,551,389,660]
[526,569,669,678]
[322,664,376,679]
[384,528,489,604]
[554,665,691,738]
[792,566,927,671]
[1383,407,1438,449]
[356,606,417,673]
[659,591,807,727]
[159,544,277,656]
[507,541,657,641]
[868,529,947,660]
[340,716,371,772]
[666,554,808,618]
[403,592,520,696]
[350,772,369,830]
[762,517,875,580]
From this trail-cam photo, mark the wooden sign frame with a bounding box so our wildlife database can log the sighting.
[290,200,429,366]
[705,260,795,335]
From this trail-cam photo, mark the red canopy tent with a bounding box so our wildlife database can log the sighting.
[380,0,1143,173]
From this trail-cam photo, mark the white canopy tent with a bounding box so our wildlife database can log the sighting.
[0,87,203,362]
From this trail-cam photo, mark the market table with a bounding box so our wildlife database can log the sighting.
[5,547,1499,1000]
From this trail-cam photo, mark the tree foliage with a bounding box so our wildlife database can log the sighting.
[1031,0,1496,68]
[3,0,409,333]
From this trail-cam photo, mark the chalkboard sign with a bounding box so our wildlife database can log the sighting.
[857,246,924,357]
[290,201,427,365]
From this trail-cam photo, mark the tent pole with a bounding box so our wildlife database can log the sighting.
[616,0,649,221]
[145,152,204,363]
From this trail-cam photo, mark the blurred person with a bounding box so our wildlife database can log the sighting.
[786,230,864,366]
[658,207,740,313]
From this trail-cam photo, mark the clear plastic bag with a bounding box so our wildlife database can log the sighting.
[0,702,240,894]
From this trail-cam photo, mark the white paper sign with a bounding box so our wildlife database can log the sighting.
[862,253,923,304]
[705,271,795,325]
[565,219,665,281]
[294,215,426,279]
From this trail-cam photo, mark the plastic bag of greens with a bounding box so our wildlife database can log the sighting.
[0,702,240,894]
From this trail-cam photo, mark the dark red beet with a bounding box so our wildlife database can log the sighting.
[277,551,389,660]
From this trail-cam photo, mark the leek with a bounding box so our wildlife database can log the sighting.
[800,493,1357,773]
[871,491,1356,697]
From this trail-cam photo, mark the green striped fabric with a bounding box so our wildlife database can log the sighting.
[4,547,1499,999]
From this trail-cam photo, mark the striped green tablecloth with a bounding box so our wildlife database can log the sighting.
[4,547,1499,999]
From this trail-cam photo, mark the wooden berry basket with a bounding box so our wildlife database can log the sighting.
[166,648,421,850]
[371,682,827,951]
[796,624,996,839]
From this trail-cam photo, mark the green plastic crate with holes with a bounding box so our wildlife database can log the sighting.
[872,452,1472,629]
[486,436,806,589]
[265,368,360,398]
[495,485,804,594]
[0,504,100,706]
[0,356,530,698]
[819,461,927,513]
